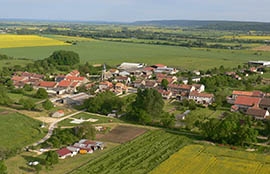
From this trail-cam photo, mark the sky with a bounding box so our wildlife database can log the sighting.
[0,0,270,22]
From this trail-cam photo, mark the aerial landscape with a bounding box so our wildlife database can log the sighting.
[1,0,270,174]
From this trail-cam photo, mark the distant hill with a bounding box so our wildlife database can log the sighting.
[131,20,270,31]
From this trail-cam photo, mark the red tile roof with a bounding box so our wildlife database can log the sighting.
[143,67,155,71]
[12,76,27,82]
[154,64,166,68]
[58,80,72,87]
[70,82,79,88]
[234,96,261,107]
[39,81,57,88]
[232,90,263,97]
[66,76,85,81]
[57,148,71,157]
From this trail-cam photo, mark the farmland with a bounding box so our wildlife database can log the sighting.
[71,130,190,174]
[0,109,46,151]
[0,34,69,48]
[1,36,270,70]
[150,144,270,174]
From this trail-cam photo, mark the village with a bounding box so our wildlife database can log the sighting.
[10,60,270,122]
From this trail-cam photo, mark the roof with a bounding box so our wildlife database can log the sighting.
[260,98,270,106]
[189,91,214,98]
[66,76,85,81]
[39,81,57,88]
[56,110,64,114]
[99,81,113,86]
[232,90,263,97]
[168,84,193,90]
[57,148,71,156]
[58,80,72,87]
[70,82,79,88]
[68,70,80,76]
[158,90,172,95]
[246,107,268,117]
[234,96,261,107]
[153,64,166,68]
[143,67,155,71]
[12,76,27,81]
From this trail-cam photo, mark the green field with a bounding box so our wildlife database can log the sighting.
[0,110,45,150]
[1,35,270,70]
[71,130,190,174]
[151,144,270,174]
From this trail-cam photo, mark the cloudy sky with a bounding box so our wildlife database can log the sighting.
[0,0,269,22]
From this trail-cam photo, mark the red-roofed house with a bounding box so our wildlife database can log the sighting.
[234,96,261,111]
[152,64,167,69]
[39,81,57,90]
[246,107,270,120]
[65,76,89,83]
[99,81,113,91]
[189,91,214,105]
[58,80,72,88]
[114,83,128,95]
[167,84,195,96]
[67,70,80,77]
[57,148,73,159]
[232,90,264,99]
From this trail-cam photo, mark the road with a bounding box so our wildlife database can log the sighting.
[31,109,85,147]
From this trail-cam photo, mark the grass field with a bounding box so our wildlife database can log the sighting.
[71,130,190,174]
[150,144,270,174]
[0,34,69,48]
[0,110,45,150]
[1,35,270,70]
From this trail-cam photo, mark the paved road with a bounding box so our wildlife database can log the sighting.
[32,109,85,147]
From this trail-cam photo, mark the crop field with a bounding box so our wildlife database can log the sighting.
[150,144,270,174]
[71,130,190,174]
[96,125,147,143]
[1,37,270,70]
[0,34,69,48]
[0,109,45,150]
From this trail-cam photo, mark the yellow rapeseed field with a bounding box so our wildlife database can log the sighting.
[0,34,70,48]
[150,145,270,174]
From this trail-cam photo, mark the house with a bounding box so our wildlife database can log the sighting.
[114,76,131,84]
[109,69,119,76]
[133,79,145,88]
[63,93,91,105]
[167,84,195,96]
[248,61,270,67]
[119,71,130,77]
[188,91,214,105]
[67,146,80,155]
[158,90,173,99]
[259,98,270,111]
[154,67,178,75]
[152,64,167,69]
[55,75,66,82]
[232,90,264,99]
[66,70,80,77]
[38,81,57,90]
[234,96,261,111]
[114,83,128,95]
[143,80,158,89]
[99,81,113,91]
[57,148,73,159]
[52,110,65,118]
[193,84,205,93]
[65,76,89,84]
[246,107,270,120]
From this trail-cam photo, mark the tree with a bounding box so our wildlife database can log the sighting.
[47,50,80,66]
[76,122,96,140]
[23,84,33,92]
[161,79,169,90]
[0,160,7,174]
[45,151,59,166]
[42,99,54,110]
[19,98,36,110]
[36,88,48,99]
[0,85,12,105]
[160,113,175,128]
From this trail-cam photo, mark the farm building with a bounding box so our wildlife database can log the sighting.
[57,148,73,159]
[118,62,145,71]
[248,61,270,67]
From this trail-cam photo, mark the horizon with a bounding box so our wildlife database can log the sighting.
[1,0,270,23]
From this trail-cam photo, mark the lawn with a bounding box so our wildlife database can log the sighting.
[58,112,121,127]
[71,130,190,174]
[7,91,42,103]
[0,59,33,69]
[150,144,270,174]
[0,110,46,150]
[1,35,270,70]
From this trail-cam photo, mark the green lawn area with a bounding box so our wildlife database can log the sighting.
[0,59,33,69]
[1,35,270,70]
[58,112,122,127]
[262,72,270,79]
[0,110,46,150]
[7,91,42,103]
